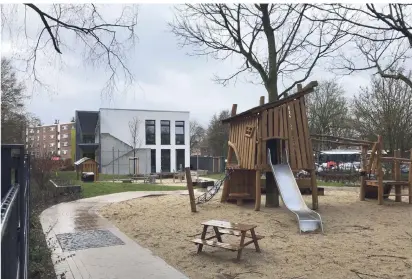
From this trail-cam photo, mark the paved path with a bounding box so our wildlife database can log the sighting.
[40,191,193,279]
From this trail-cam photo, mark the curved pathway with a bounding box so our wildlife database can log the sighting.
[40,191,193,279]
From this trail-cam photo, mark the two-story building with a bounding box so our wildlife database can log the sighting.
[75,108,190,175]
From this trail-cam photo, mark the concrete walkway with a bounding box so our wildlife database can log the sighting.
[40,191,193,279]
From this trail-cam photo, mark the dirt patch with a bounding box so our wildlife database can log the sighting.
[100,188,412,279]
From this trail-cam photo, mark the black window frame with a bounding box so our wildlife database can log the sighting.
[145,120,156,145]
[150,149,156,173]
[160,120,171,145]
[175,121,185,145]
[176,149,185,172]
[160,149,171,173]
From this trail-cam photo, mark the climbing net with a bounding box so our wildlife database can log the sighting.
[195,168,234,204]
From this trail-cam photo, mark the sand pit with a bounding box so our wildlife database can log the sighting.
[100,188,412,279]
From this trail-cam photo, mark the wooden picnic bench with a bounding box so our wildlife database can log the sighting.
[191,220,263,260]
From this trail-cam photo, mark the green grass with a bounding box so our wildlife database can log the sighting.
[80,182,187,198]
[54,171,131,181]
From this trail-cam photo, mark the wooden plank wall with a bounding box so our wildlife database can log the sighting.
[258,97,314,170]
[229,117,258,169]
[227,170,256,199]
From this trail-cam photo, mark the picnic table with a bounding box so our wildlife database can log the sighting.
[191,220,263,260]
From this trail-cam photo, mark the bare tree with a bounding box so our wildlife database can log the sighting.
[190,120,206,153]
[306,80,351,146]
[1,4,138,95]
[310,4,412,89]
[170,4,352,102]
[128,116,141,175]
[352,71,412,153]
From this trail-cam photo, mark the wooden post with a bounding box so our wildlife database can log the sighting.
[221,104,237,202]
[185,167,197,212]
[254,96,265,211]
[360,145,368,201]
[409,149,412,204]
[377,136,384,205]
[394,150,402,202]
[310,169,318,210]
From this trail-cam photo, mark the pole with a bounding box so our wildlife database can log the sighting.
[118,149,120,177]
[112,147,115,182]
[185,167,197,212]
[196,154,199,181]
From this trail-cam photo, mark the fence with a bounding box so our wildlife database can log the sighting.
[190,156,225,173]
[99,149,151,176]
[1,144,30,279]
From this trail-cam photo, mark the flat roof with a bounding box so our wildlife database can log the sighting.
[99,108,190,114]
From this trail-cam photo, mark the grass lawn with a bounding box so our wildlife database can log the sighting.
[54,171,131,181]
[81,182,187,198]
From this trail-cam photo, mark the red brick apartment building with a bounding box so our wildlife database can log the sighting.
[26,120,74,160]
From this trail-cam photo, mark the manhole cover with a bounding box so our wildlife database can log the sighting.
[56,229,125,251]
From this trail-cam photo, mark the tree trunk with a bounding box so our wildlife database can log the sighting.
[133,149,136,175]
[266,79,279,103]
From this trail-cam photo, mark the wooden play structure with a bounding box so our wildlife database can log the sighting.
[221,81,319,211]
[311,134,412,205]
[361,136,412,205]
[74,157,99,181]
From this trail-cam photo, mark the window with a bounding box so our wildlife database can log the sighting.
[49,143,55,147]
[145,120,156,145]
[161,149,171,172]
[176,149,185,171]
[62,134,68,139]
[160,120,170,145]
[62,150,67,155]
[29,129,34,133]
[151,149,156,173]
[63,142,68,147]
[43,135,46,140]
[175,121,185,145]
[50,127,55,131]
[61,125,67,130]
[36,136,40,141]
[50,135,55,139]
[43,127,46,132]
[43,144,46,148]
[36,129,39,133]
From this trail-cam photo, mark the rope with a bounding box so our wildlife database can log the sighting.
[195,168,234,205]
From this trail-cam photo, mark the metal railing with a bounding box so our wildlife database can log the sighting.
[1,145,30,279]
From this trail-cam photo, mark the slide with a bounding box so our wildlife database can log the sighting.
[268,149,324,233]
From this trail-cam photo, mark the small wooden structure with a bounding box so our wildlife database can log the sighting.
[74,157,99,182]
[221,81,319,210]
[191,220,263,261]
[361,136,412,205]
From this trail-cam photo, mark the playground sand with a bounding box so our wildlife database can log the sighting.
[100,188,412,279]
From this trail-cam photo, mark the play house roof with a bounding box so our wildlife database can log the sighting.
[222,81,318,124]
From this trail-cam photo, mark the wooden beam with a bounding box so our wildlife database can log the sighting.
[185,167,197,212]
[311,138,370,147]
[222,81,318,124]
[254,170,261,211]
[221,104,237,202]
[367,142,378,173]
[377,136,384,205]
[259,96,265,106]
[359,146,368,201]
[394,150,402,202]
[381,157,412,163]
[310,134,374,145]
[409,149,412,204]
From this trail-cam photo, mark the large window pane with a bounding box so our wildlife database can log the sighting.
[161,120,170,145]
[145,120,156,145]
[175,121,185,145]
[151,149,156,173]
[161,149,171,172]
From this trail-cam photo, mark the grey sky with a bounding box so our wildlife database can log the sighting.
[2,4,373,128]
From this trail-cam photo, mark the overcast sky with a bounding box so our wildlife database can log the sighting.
[1,4,373,127]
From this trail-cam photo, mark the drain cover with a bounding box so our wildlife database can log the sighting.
[56,229,125,251]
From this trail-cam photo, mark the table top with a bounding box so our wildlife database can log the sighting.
[201,220,257,231]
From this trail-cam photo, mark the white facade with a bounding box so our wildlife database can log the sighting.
[98,108,190,173]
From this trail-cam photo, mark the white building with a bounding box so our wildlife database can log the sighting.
[95,108,190,174]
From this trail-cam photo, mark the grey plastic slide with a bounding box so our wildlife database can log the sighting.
[268,149,324,233]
